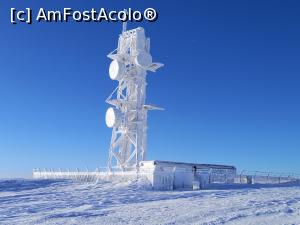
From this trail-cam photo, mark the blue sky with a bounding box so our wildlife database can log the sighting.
[0,0,299,177]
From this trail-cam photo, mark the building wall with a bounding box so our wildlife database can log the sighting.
[139,161,236,190]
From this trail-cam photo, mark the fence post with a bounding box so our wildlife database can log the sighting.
[240,170,244,184]
[208,168,212,184]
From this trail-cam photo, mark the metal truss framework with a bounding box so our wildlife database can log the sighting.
[106,26,163,171]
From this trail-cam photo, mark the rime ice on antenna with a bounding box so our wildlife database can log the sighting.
[106,26,163,171]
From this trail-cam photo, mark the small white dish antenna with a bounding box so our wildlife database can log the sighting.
[105,107,121,127]
[109,60,125,80]
[134,52,152,68]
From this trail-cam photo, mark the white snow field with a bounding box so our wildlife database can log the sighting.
[0,179,300,225]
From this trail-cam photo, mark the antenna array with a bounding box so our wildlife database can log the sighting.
[105,26,163,171]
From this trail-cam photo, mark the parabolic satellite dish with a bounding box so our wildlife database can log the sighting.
[109,60,125,80]
[105,107,121,128]
[134,52,152,68]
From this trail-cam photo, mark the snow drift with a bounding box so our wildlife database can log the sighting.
[0,178,300,224]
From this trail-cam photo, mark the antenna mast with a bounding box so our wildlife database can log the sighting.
[122,21,127,33]
[105,27,163,171]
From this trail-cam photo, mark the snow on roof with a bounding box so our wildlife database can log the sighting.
[141,160,236,170]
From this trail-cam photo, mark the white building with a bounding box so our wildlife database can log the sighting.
[139,160,236,190]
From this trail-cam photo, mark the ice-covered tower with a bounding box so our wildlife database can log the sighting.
[105,26,163,171]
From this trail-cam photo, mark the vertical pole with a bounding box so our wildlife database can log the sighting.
[122,9,128,34]
[122,21,127,34]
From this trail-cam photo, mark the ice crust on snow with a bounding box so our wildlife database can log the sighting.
[0,179,300,224]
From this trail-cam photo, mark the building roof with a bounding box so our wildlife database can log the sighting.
[142,160,236,170]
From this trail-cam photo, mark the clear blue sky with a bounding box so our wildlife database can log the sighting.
[0,0,299,177]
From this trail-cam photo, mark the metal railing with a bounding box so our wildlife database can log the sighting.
[32,167,138,182]
[236,170,300,185]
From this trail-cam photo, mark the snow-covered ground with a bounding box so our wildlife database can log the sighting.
[0,179,300,225]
